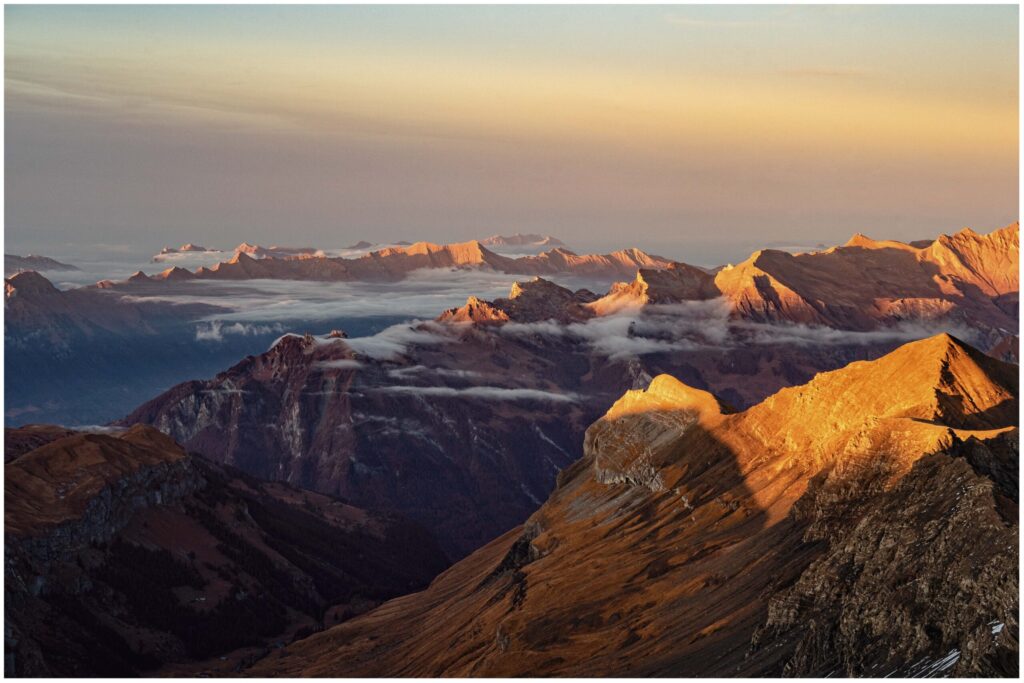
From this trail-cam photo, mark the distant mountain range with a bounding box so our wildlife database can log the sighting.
[150,233,569,264]
[134,240,668,284]
[457,224,1018,350]
[5,254,78,275]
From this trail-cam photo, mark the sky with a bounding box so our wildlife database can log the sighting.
[4,4,1019,265]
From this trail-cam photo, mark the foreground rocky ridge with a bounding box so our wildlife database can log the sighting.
[4,426,448,676]
[247,334,1018,677]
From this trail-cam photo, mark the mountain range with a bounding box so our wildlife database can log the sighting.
[247,334,1018,676]
[3,221,1020,677]
[111,224,1019,558]
[5,254,78,275]
[130,240,674,284]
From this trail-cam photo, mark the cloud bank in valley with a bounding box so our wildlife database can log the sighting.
[118,269,616,326]
[499,298,984,360]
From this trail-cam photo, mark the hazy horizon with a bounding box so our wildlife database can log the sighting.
[5,5,1019,266]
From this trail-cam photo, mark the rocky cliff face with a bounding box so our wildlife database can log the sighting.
[4,426,448,677]
[708,224,1018,338]
[245,334,1018,677]
[120,329,605,557]
[438,277,597,324]
[754,433,1018,676]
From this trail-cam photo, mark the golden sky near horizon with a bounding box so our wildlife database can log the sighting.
[5,5,1019,262]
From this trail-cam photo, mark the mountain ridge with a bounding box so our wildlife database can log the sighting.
[246,333,1018,676]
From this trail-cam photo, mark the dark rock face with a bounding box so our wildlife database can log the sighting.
[755,433,1019,677]
[121,331,603,558]
[4,428,448,677]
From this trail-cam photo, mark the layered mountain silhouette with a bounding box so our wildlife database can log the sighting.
[247,334,1018,677]
[4,271,244,424]
[4,425,448,676]
[5,220,1020,677]
[439,224,1018,354]
[113,225,1019,557]
[5,271,223,351]
[124,240,674,284]
[5,254,78,275]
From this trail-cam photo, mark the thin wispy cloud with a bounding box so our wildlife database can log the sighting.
[373,385,579,403]
[195,320,284,342]
[664,14,787,29]
[779,67,874,82]
[313,359,363,370]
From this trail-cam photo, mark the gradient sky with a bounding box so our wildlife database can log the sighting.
[5,5,1019,264]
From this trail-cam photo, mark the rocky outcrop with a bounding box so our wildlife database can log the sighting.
[246,334,1018,677]
[438,278,598,324]
[589,263,717,315]
[119,330,602,558]
[754,432,1018,677]
[437,296,511,324]
[233,243,319,259]
[499,277,598,322]
[5,426,202,571]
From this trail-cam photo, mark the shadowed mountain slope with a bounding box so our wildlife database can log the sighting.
[4,426,448,677]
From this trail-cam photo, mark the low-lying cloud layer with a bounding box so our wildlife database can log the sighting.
[268,292,987,370]
[108,268,616,325]
[343,321,454,361]
[387,365,483,380]
[373,385,579,402]
[313,359,364,370]
[195,320,284,342]
[500,298,982,359]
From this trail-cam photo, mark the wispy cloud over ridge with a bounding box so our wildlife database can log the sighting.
[373,386,578,402]
[498,297,984,360]
[313,359,363,370]
[195,320,284,342]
